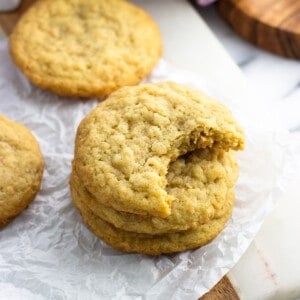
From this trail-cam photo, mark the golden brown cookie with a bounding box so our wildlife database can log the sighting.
[71,148,238,234]
[74,82,244,218]
[10,0,162,98]
[71,186,235,255]
[0,115,44,228]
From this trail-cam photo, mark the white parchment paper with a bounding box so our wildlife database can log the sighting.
[0,40,289,299]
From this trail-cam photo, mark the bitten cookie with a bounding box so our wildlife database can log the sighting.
[0,115,44,228]
[71,187,235,255]
[71,148,238,234]
[10,0,162,98]
[74,82,244,218]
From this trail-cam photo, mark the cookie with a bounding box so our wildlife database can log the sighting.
[71,148,238,234]
[71,186,235,255]
[10,0,162,98]
[74,82,244,218]
[0,115,44,228]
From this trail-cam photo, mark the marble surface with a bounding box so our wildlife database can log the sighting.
[201,6,300,132]
[201,5,300,300]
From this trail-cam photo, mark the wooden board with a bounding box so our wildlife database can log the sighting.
[0,0,36,35]
[217,0,300,59]
[0,1,239,299]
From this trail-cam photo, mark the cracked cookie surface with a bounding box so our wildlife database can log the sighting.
[10,0,162,98]
[74,82,244,218]
[0,115,44,228]
[71,148,238,234]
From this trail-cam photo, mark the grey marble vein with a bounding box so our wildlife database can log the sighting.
[237,56,257,68]
[283,82,300,99]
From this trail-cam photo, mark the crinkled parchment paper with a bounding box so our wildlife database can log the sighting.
[0,40,289,299]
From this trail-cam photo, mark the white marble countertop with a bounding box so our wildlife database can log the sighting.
[201,5,300,300]
[201,6,300,131]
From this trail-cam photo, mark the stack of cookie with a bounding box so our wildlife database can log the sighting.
[70,82,244,255]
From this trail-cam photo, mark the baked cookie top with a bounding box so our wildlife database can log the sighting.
[10,0,162,98]
[0,115,44,227]
[72,188,235,255]
[71,148,238,234]
[74,82,244,218]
